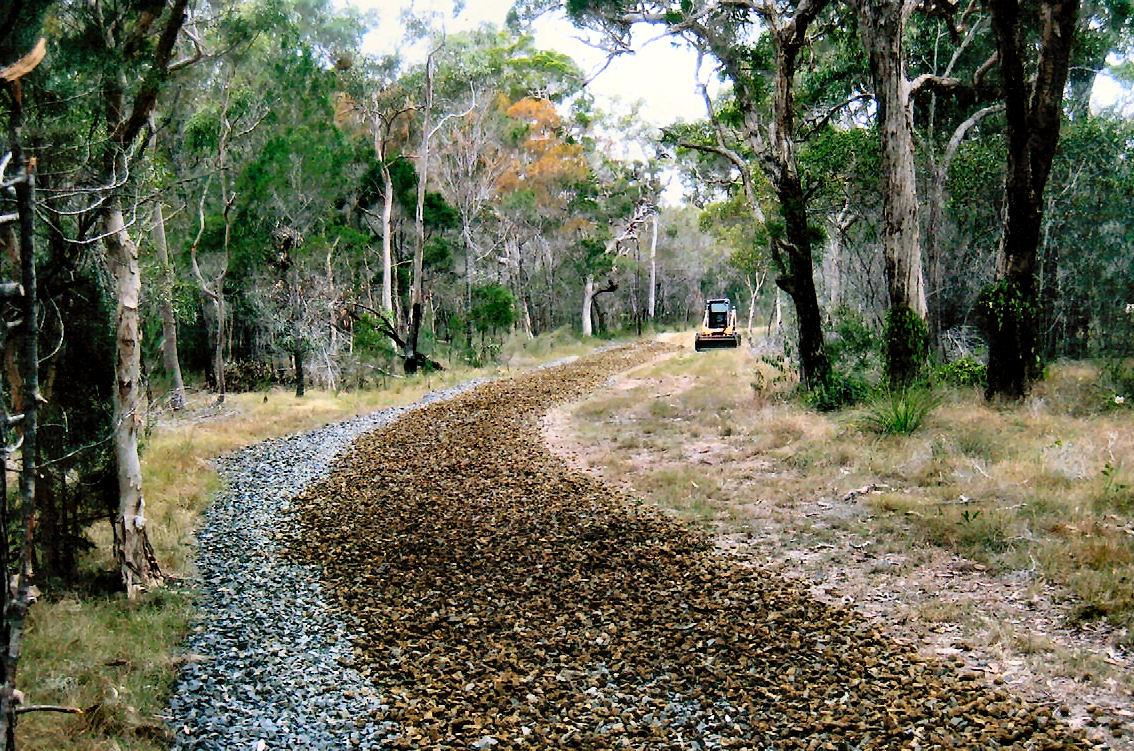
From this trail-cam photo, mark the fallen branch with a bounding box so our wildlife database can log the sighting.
[15,704,83,716]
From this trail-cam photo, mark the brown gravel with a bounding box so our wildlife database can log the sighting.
[290,342,1101,750]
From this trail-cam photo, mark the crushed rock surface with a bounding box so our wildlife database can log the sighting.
[167,380,488,750]
[283,342,1101,750]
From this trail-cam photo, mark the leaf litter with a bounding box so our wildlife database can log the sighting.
[289,342,1099,749]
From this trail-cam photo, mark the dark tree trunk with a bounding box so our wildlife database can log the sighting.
[774,176,832,391]
[1,56,43,744]
[983,0,1080,399]
[760,2,834,392]
[294,348,305,397]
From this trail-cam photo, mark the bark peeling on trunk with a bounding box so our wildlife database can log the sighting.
[856,0,929,388]
[106,201,161,597]
[98,0,190,595]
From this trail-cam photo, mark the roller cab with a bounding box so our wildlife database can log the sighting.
[694,298,741,351]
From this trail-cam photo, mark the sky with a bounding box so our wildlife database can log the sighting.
[346,0,1133,204]
[351,0,709,128]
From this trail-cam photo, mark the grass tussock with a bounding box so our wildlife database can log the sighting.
[23,341,598,751]
[858,388,941,436]
[564,348,1134,654]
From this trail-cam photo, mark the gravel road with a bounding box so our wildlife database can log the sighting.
[170,342,1101,749]
[167,380,487,750]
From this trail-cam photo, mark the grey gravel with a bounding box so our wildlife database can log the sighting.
[167,380,487,750]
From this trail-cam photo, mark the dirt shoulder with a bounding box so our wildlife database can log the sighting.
[542,340,1134,749]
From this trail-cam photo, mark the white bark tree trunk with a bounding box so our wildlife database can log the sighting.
[824,208,854,314]
[152,203,186,409]
[746,272,765,331]
[381,165,395,312]
[774,288,783,341]
[582,274,595,337]
[106,201,159,598]
[647,213,658,320]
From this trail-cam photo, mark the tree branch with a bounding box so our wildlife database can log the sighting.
[346,302,406,349]
[0,38,47,83]
[943,103,1004,168]
[168,24,203,72]
[803,92,874,134]
[113,0,191,148]
[909,72,965,96]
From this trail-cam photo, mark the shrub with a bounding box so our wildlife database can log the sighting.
[225,359,278,391]
[1101,357,1134,406]
[884,305,930,388]
[802,370,872,412]
[935,357,987,388]
[828,306,880,373]
[859,387,940,435]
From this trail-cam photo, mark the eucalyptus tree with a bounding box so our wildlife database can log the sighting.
[430,28,584,343]
[534,0,838,390]
[981,0,1082,399]
[698,195,771,331]
[363,78,416,315]
[164,0,369,392]
[851,0,934,385]
[42,0,198,596]
[1037,116,1134,360]
[435,98,511,343]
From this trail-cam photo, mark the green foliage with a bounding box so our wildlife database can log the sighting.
[828,306,880,373]
[948,136,1006,211]
[799,307,883,412]
[424,191,460,232]
[1101,358,1134,405]
[353,315,397,359]
[424,237,454,269]
[699,195,771,281]
[859,388,941,436]
[980,278,1038,331]
[934,357,988,389]
[884,305,929,388]
[977,277,1042,392]
[357,154,415,209]
[800,126,880,204]
[1099,461,1133,513]
[470,283,518,334]
[802,370,872,412]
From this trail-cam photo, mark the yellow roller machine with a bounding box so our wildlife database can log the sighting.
[694,298,741,351]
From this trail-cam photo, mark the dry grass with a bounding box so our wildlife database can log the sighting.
[559,347,1134,650]
[21,340,600,751]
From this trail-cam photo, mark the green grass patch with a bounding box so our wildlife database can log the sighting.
[858,388,941,436]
